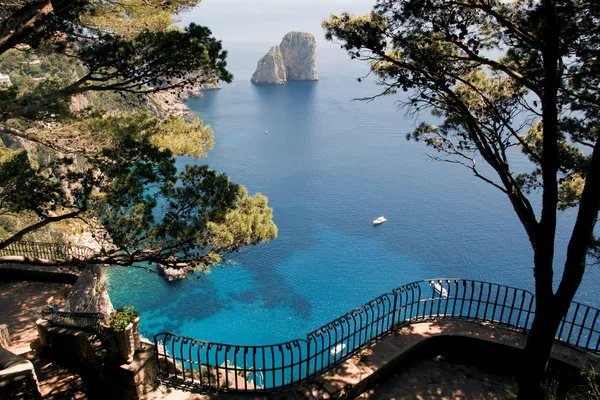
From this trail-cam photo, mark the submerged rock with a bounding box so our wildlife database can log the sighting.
[199,81,222,91]
[251,32,318,85]
[156,263,189,281]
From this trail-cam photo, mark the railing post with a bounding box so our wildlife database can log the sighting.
[390,291,399,331]
[154,335,162,377]
[305,337,311,383]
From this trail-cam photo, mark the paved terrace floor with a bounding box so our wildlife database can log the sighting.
[0,280,87,399]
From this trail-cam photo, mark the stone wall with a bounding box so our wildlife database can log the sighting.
[0,264,78,284]
[0,345,41,399]
[37,319,156,399]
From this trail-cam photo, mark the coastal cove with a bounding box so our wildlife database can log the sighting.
[3,2,600,398]
[106,40,599,346]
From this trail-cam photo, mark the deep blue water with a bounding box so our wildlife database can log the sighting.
[107,9,599,345]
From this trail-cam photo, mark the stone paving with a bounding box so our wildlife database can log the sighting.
[0,280,71,348]
[0,280,88,399]
[355,356,518,399]
[306,320,600,399]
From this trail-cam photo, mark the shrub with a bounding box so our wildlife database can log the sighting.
[109,305,137,332]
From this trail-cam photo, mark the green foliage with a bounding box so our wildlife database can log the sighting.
[0,109,278,269]
[0,214,66,243]
[83,0,200,37]
[568,368,600,400]
[1,1,233,124]
[0,143,67,216]
[0,49,79,81]
[544,377,561,400]
[109,305,137,332]
[0,1,277,273]
[545,368,600,400]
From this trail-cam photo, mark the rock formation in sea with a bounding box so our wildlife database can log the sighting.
[251,32,318,85]
[251,46,287,85]
[279,32,318,81]
[156,263,191,281]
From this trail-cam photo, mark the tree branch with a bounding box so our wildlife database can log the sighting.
[0,0,53,55]
[0,72,92,120]
[0,210,81,250]
[534,0,561,302]
[556,135,600,301]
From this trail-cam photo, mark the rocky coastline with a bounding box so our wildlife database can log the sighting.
[149,78,222,118]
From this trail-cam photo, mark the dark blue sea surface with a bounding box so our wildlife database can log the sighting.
[107,42,599,345]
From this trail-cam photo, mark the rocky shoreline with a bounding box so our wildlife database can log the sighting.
[148,79,222,118]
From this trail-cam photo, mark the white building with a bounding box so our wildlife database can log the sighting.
[0,73,12,88]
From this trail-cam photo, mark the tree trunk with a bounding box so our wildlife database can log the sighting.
[518,298,564,399]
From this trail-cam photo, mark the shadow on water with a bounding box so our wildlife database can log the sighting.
[107,267,230,334]
[230,236,314,320]
[252,80,318,101]
[251,81,318,124]
[216,80,320,320]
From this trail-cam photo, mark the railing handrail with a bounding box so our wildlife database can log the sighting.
[154,331,309,350]
[42,309,106,330]
[154,278,600,393]
[0,240,96,260]
[42,309,106,318]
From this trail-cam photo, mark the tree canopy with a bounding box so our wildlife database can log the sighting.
[0,0,277,271]
[324,0,599,398]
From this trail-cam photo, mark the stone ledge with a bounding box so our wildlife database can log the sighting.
[305,320,600,399]
[0,345,41,399]
[0,264,78,284]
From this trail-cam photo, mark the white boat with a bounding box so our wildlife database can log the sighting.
[330,343,346,356]
[373,216,387,225]
[432,282,449,299]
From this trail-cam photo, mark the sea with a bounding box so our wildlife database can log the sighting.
[106,0,599,345]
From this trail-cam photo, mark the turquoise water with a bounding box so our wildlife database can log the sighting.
[107,5,599,345]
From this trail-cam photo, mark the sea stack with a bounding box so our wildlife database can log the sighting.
[251,46,287,85]
[251,32,318,85]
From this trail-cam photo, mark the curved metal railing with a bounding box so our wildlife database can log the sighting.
[41,309,106,330]
[0,240,95,260]
[153,279,600,393]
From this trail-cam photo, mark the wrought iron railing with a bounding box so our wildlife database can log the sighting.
[41,308,110,352]
[0,241,95,260]
[41,309,106,330]
[153,279,600,393]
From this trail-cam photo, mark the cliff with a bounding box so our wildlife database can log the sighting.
[280,32,318,81]
[251,46,287,85]
[251,32,318,85]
